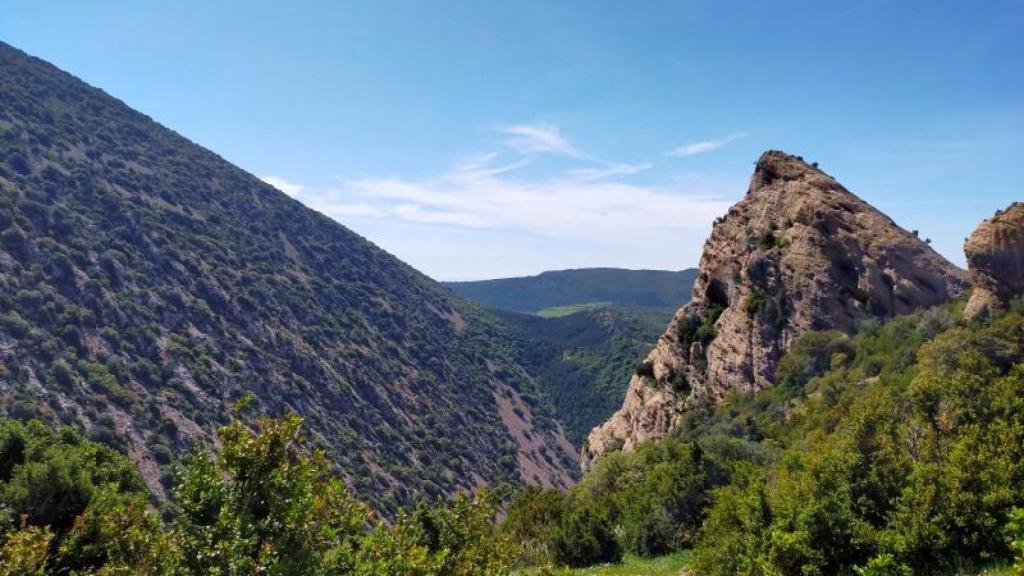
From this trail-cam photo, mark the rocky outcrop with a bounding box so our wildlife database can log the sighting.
[582,151,968,470]
[963,202,1024,319]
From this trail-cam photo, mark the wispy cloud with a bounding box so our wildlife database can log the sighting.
[665,133,746,158]
[569,162,652,182]
[496,122,584,158]
[280,122,738,246]
[454,152,530,178]
[260,175,304,196]
[316,153,731,240]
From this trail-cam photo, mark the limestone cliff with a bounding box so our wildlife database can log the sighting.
[582,151,968,470]
[963,202,1024,319]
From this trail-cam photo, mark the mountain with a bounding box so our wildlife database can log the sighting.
[964,201,1024,319]
[444,268,698,315]
[496,306,668,447]
[583,151,968,469]
[0,42,579,511]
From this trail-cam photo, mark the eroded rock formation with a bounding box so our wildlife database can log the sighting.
[963,202,1024,319]
[582,151,968,470]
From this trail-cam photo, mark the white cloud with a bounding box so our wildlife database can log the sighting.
[260,175,304,196]
[454,152,531,178]
[330,154,732,240]
[569,162,652,181]
[496,122,583,158]
[274,122,742,270]
[665,133,746,158]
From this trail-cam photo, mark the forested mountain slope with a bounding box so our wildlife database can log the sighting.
[445,268,697,315]
[0,41,578,512]
[498,306,668,447]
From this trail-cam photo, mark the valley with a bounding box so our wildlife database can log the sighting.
[0,9,1022,574]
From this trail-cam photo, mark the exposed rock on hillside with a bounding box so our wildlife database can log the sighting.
[964,202,1024,319]
[582,151,968,470]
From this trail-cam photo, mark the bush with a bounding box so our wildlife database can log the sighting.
[504,487,569,566]
[635,359,655,379]
[774,330,851,393]
[678,304,726,352]
[745,292,768,315]
[549,501,621,568]
[0,414,521,575]
[1008,508,1024,575]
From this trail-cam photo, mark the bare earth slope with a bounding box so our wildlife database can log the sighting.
[583,151,968,469]
[0,42,577,511]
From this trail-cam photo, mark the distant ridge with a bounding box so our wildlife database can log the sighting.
[445,268,698,315]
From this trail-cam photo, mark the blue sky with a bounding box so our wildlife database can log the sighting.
[3,1,1022,280]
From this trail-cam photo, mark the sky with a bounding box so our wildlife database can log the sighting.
[2,1,1022,280]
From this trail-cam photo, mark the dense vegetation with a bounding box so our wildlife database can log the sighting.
[498,306,669,445]
[0,41,577,514]
[0,412,517,575]
[444,268,696,315]
[505,301,1024,575]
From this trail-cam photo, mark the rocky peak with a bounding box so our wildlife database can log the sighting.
[964,202,1024,319]
[582,151,968,470]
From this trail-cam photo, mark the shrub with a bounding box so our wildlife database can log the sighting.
[635,359,655,379]
[679,304,726,352]
[504,487,568,566]
[549,501,621,568]
[757,231,777,250]
[745,292,768,316]
[1007,508,1024,575]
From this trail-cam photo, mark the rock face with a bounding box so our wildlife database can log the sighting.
[963,202,1024,319]
[582,151,968,470]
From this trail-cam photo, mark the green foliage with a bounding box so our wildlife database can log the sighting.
[677,304,725,355]
[744,292,768,315]
[774,329,852,393]
[854,554,912,576]
[0,523,52,576]
[549,501,621,568]
[172,414,367,575]
[55,486,176,575]
[408,490,515,576]
[497,306,671,445]
[1006,508,1024,575]
[505,438,719,569]
[689,305,1024,576]
[0,414,517,575]
[505,487,570,566]
[0,420,144,534]
[696,304,725,345]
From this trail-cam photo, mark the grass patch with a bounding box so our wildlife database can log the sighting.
[516,551,690,576]
[959,565,1016,576]
[571,551,690,575]
[537,302,612,318]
